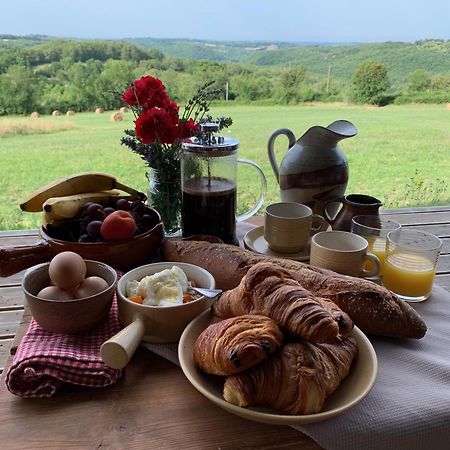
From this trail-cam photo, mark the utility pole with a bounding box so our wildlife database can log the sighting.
[326,64,331,93]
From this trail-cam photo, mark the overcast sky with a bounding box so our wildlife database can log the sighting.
[1,0,449,43]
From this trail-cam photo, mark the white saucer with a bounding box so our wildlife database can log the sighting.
[243,226,310,262]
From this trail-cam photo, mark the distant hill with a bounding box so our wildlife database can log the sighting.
[242,40,450,87]
[1,35,450,89]
[122,37,296,61]
[125,37,450,88]
[0,34,53,49]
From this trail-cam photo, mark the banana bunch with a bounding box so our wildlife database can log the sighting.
[42,190,131,225]
[20,172,145,212]
[20,172,146,227]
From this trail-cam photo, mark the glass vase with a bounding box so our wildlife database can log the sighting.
[148,167,182,236]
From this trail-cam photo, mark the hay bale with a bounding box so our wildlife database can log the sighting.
[447,103,450,110]
[66,110,75,116]
[95,107,104,114]
[111,112,124,122]
[119,106,129,114]
[30,112,40,118]
[52,110,62,116]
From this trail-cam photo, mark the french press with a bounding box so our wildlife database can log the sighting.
[181,123,266,245]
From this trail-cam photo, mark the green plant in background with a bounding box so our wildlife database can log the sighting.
[350,60,390,105]
[386,169,447,207]
[402,170,447,207]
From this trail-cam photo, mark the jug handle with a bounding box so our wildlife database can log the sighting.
[236,159,267,223]
[267,128,296,181]
[322,197,345,224]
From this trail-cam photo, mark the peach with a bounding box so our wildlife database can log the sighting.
[100,210,137,241]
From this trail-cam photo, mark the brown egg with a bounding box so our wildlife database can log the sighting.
[37,285,74,301]
[74,276,109,299]
[49,251,87,289]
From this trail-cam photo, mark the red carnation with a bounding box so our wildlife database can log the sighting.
[135,107,179,144]
[122,76,170,110]
[179,118,199,138]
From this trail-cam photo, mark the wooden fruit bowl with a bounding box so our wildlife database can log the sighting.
[0,207,164,277]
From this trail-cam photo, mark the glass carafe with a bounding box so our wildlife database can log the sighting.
[181,123,266,245]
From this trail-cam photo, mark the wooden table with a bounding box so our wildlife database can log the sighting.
[0,206,449,449]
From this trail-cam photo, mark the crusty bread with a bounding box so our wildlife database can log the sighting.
[161,238,427,339]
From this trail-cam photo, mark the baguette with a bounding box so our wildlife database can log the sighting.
[161,237,427,339]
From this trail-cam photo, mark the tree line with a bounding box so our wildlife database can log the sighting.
[0,39,449,115]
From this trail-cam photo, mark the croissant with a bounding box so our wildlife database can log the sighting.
[193,315,283,376]
[223,337,358,415]
[212,263,353,344]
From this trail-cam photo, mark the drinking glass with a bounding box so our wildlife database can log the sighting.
[383,229,442,302]
[351,215,401,276]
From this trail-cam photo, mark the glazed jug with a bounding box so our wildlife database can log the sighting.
[267,120,357,216]
[181,123,267,245]
[323,194,383,232]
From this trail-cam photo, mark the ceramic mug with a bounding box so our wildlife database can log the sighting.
[264,202,327,254]
[310,230,381,277]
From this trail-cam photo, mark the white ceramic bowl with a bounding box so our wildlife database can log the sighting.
[116,262,216,343]
[101,262,216,369]
[179,310,378,425]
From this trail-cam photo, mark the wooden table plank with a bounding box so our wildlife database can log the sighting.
[0,338,13,373]
[0,310,23,339]
[381,210,450,226]
[437,254,450,273]
[0,286,25,309]
[400,223,450,238]
[381,206,450,214]
[0,348,319,450]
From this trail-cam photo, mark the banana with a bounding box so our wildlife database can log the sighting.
[42,191,135,219]
[20,172,146,212]
[42,211,63,229]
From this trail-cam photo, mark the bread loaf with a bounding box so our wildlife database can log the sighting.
[161,238,427,339]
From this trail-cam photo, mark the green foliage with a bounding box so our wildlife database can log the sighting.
[232,74,273,101]
[351,61,390,105]
[276,66,315,103]
[407,69,431,92]
[390,169,448,207]
[0,65,42,114]
[17,39,156,66]
[1,37,450,115]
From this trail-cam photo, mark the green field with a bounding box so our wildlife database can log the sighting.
[1,103,449,230]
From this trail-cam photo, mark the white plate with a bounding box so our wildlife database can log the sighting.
[243,226,310,261]
[178,310,378,425]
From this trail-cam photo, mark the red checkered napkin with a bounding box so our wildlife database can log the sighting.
[5,297,123,398]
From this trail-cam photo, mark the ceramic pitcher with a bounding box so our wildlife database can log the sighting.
[267,120,357,216]
[323,193,383,232]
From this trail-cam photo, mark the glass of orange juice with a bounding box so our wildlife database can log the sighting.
[351,215,401,276]
[383,229,442,302]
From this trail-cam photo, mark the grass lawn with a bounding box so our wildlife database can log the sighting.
[0,103,449,230]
